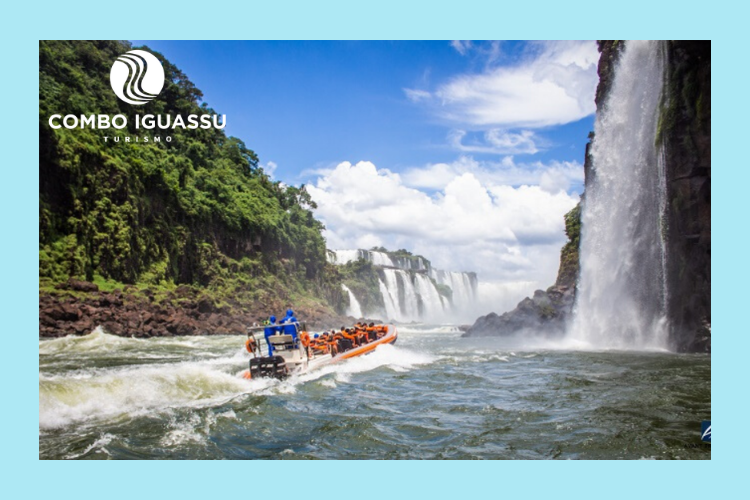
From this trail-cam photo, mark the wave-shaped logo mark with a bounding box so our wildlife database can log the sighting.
[701,421,711,442]
[109,50,165,105]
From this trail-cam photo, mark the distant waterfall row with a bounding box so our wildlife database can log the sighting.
[327,249,429,272]
[329,249,477,322]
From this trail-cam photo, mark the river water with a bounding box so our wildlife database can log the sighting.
[39,325,710,459]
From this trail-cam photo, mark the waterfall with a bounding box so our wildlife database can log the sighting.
[414,273,446,318]
[328,249,426,271]
[398,270,421,319]
[327,249,365,265]
[431,269,477,312]
[378,278,401,321]
[571,40,669,350]
[328,247,479,322]
[378,269,446,322]
[369,251,395,267]
[341,284,363,318]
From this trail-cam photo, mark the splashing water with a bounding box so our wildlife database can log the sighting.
[40,326,709,459]
[570,40,669,350]
[341,284,363,318]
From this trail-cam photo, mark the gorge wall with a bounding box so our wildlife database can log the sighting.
[465,40,711,353]
[660,41,711,352]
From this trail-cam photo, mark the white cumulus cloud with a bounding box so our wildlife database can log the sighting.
[261,160,278,178]
[406,40,599,128]
[448,129,539,155]
[306,160,579,286]
[401,155,584,194]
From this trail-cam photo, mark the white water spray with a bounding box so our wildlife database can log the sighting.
[341,284,363,318]
[378,278,400,321]
[570,40,669,350]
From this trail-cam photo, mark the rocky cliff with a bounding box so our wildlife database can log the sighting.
[465,41,711,352]
[660,41,711,352]
[40,278,349,338]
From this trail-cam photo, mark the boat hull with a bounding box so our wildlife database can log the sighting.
[243,325,398,379]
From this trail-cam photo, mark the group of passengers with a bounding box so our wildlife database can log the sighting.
[262,312,388,358]
[302,322,389,357]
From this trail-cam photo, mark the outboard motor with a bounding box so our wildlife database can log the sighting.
[249,355,289,379]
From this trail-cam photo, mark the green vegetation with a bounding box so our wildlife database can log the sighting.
[656,41,707,148]
[371,247,432,270]
[434,282,453,301]
[334,259,385,315]
[39,41,330,310]
[555,202,581,288]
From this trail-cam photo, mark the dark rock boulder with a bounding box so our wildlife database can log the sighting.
[464,286,575,338]
[56,278,99,293]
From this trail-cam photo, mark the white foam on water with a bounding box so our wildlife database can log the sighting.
[39,328,443,431]
[160,413,206,447]
[39,326,138,355]
[39,357,261,430]
[40,327,245,363]
[294,344,435,385]
[397,324,461,335]
[65,433,116,459]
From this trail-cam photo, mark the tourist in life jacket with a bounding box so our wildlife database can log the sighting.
[280,309,298,341]
[376,325,388,339]
[327,331,339,356]
[299,330,312,357]
[336,328,353,351]
[366,323,377,342]
[355,326,368,346]
[264,316,278,355]
[312,333,329,354]
[342,327,359,347]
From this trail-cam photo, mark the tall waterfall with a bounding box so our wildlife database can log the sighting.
[430,270,477,312]
[342,284,363,318]
[571,40,669,350]
[378,278,400,320]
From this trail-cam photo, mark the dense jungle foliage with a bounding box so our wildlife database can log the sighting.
[39,40,329,303]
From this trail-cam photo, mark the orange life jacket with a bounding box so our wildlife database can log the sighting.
[300,331,311,347]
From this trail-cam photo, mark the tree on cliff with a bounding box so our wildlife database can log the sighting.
[39,40,327,291]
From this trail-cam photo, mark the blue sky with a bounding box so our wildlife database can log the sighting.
[133,41,594,185]
[132,40,599,313]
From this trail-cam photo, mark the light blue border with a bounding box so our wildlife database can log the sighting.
[8,0,732,498]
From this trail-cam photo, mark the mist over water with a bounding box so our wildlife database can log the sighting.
[570,40,670,350]
[40,326,709,459]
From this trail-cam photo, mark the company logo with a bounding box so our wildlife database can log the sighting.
[701,421,711,443]
[110,50,165,105]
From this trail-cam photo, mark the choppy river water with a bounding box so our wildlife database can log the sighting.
[39,325,710,459]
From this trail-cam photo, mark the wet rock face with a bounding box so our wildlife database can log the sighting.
[463,286,575,338]
[661,41,711,352]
